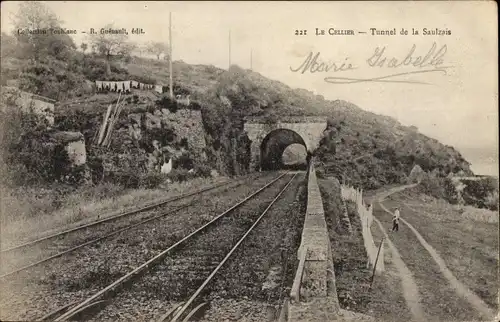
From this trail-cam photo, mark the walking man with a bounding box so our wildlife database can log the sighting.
[391,207,400,232]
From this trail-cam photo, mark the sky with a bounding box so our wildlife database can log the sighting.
[1,1,498,175]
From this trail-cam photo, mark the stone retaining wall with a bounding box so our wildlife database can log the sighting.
[1,86,55,126]
[288,162,340,321]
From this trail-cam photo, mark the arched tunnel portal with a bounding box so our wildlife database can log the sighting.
[243,118,328,172]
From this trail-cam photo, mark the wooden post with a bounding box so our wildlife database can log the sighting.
[102,92,121,146]
[370,237,385,289]
[169,12,173,100]
[97,104,112,145]
[250,49,253,70]
[232,136,238,176]
[106,100,125,148]
[228,30,231,68]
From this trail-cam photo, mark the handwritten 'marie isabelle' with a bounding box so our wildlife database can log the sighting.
[290,42,448,84]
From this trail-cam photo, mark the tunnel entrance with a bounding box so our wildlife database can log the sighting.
[260,129,308,171]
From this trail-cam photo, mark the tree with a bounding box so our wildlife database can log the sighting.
[13,2,75,61]
[124,41,138,60]
[147,41,169,60]
[1,32,17,58]
[80,42,88,54]
[88,24,131,75]
[134,42,148,57]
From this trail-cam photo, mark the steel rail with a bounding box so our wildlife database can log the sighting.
[37,301,80,322]
[0,203,192,279]
[56,300,108,321]
[170,173,297,322]
[157,303,184,322]
[182,302,208,322]
[1,179,242,254]
[53,172,288,321]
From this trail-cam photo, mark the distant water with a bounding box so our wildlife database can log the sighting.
[471,163,499,177]
[460,147,499,177]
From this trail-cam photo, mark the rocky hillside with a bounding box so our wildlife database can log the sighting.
[1,35,472,188]
[114,58,473,183]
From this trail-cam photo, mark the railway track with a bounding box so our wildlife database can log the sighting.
[44,172,296,321]
[0,174,260,278]
[0,172,287,321]
[197,174,307,321]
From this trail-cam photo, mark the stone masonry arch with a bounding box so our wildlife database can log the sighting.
[243,117,327,171]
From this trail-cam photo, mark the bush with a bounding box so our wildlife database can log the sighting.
[194,164,212,178]
[140,127,176,152]
[167,169,194,183]
[174,153,195,170]
[80,56,129,81]
[131,74,157,85]
[54,109,101,143]
[365,177,382,190]
[419,174,446,199]
[462,178,499,210]
[484,190,499,211]
[418,174,460,205]
[179,138,189,149]
[316,168,326,179]
[79,57,108,80]
[138,172,165,189]
[0,109,77,186]
[60,165,88,186]
[18,57,89,100]
[442,177,460,204]
[84,181,123,199]
[104,171,140,188]
[155,96,179,113]
[86,153,105,184]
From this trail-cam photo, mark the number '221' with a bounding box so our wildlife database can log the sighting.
[295,29,307,35]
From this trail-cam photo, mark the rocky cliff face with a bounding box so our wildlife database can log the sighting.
[130,108,206,156]
[123,107,207,172]
[55,91,210,183]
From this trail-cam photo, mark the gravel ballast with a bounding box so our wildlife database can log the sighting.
[199,173,307,321]
[82,174,298,321]
[1,178,255,275]
[0,172,280,321]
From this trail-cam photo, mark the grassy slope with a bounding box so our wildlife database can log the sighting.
[386,189,498,309]
[374,201,481,321]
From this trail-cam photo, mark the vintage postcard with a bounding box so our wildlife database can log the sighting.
[0,1,498,321]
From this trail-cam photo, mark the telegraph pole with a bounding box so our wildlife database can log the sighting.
[228,30,231,68]
[250,49,253,71]
[169,12,173,99]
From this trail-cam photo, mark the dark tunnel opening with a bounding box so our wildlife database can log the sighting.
[259,129,308,171]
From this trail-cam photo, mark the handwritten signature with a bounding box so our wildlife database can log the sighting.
[289,42,450,84]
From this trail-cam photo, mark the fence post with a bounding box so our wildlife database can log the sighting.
[369,237,385,289]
